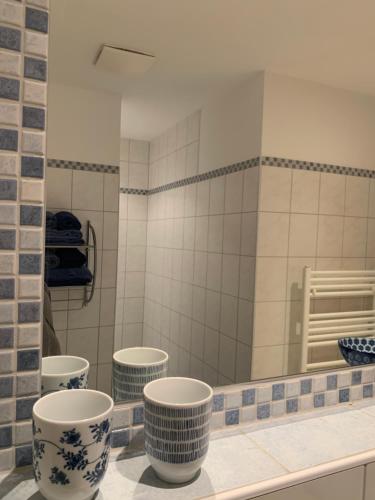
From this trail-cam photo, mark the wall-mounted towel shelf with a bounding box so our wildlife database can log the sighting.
[46,220,97,308]
[301,268,375,372]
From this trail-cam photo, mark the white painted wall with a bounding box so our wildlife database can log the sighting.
[199,72,264,172]
[262,72,375,170]
[47,82,121,165]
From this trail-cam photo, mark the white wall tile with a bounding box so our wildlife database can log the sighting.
[291,170,320,214]
[259,165,291,212]
[129,140,149,163]
[46,167,72,209]
[288,214,318,257]
[72,170,103,211]
[129,163,148,190]
[225,171,243,213]
[209,177,225,215]
[254,301,285,347]
[319,173,345,215]
[255,257,287,302]
[220,294,238,339]
[343,217,367,258]
[221,254,240,296]
[345,176,369,217]
[242,166,259,212]
[317,215,344,257]
[257,212,289,257]
[103,174,119,212]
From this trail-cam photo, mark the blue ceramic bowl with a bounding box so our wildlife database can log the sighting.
[338,337,375,366]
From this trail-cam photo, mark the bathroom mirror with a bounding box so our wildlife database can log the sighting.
[43,0,375,403]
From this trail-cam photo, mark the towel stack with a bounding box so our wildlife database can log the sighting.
[45,211,93,287]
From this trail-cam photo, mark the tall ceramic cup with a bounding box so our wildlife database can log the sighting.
[113,347,168,402]
[33,389,113,500]
[42,355,89,395]
[144,377,213,483]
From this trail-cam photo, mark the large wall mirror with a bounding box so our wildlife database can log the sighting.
[43,0,375,404]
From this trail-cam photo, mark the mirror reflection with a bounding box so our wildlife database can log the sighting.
[42,3,375,404]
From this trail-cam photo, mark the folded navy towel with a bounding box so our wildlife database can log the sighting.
[55,248,87,268]
[45,266,93,287]
[46,211,57,230]
[45,250,60,270]
[55,211,81,230]
[45,229,84,245]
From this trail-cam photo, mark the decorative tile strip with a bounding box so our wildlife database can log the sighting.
[120,187,148,195]
[262,156,375,177]
[109,365,375,449]
[47,158,119,174]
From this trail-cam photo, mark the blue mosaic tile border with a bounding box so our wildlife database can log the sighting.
[108,365,375,449]
[47,158,119,174]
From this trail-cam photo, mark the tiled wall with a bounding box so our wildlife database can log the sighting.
[115,139,149,352]
[0,0,48,470]
[143,111,257,386]
[252,162,375,380]
[46,161,119,395]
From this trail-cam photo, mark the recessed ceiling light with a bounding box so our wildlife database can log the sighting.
[95,45,155,76]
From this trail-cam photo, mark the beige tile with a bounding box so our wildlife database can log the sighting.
[20,179,44,203]
[239,256,255,300]
[240,212,257,256]
[206,253,222,292]
[236,342,251,383]
[259,165,291,212]
[319,172,345,215]
[196,180,210,216]
[291,170,320,214]
[98,326,114,363]
[101,250,118,287]
[127,220,147,246]
[46,167,72,209]
[317,215,344,257]
[345,176,369,217]
[369,179,375,218]
[257,212,289,257]
[288,214,318,257]
[255,257,287,301]
[195,216,209,251]
[224,171,243,214]
[204,326,219,369]
[67,327,98,364]
[220,294,238,339]
[237,299,253,346]
[218,334,236,381]
[205,290,221,330]
[367,219,375,258]
[129,139,149,163]
[342,217,367,258]
[193,251,207,287]
[254,301,285,347]
[103,173,119,212]
[72,170,104,211]
[129,162,148,190]
[96,363,112,396]
[221,254,240,296]
[72,210,103,249]
[251,345,284,380]
[223,213,241,254]
[103,212,118,250]
[209,177,225,215]
[67,293,100,329]
[208,215,223,253]
[242,166,259,212]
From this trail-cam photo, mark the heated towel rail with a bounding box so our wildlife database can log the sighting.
[301,268,375,372]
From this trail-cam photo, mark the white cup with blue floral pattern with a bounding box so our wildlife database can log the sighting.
[33,389,113,500]
[42,356,89,395]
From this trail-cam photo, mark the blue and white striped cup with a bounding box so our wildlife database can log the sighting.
[144,377,213,483]
[112,347,168,402]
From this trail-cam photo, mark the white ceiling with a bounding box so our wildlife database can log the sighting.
[49,0,375,140]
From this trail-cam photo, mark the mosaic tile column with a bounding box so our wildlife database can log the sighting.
[0,0,48,470]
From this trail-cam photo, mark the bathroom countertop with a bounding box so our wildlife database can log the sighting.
[3,399,375,499]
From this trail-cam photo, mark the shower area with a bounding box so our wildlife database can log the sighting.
[115,109,257,387]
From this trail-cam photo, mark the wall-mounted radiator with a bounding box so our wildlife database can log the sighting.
[301,268,375,372]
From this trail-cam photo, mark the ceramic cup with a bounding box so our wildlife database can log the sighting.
[143,377,213,484]
[33,389,113,500]
[112,347,168,402]
[42,356,89,395]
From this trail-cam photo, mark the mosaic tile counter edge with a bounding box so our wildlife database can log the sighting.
[109,365,375,450]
